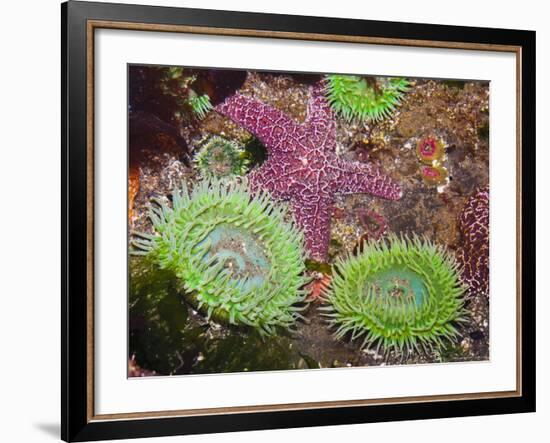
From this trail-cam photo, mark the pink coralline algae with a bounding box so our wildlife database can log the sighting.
[215,82,402,261]
[456,187,489,297]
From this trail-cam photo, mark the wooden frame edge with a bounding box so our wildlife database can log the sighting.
[91,390,520,422]
[86,18,95,424]
[89,19,522,53]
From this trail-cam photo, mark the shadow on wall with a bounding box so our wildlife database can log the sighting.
[34,422,59,440]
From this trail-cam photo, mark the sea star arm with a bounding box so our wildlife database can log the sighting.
[247,161,294,200]
[291,195,333,262]
[215,94,298,155]
[304,82,336,144]
[335,159,403,200]
[305,82,333,123]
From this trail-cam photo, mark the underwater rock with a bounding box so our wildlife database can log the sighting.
[321,235,467,354]
[129,110,190,165]
[215,81,402,262]
[128,257,192,375]
[158,66,214,119]
[324,75,409,122]
[128,355,157,377]
[132,179,309,336]
[206,69,247,106]
[128,164,140,221]
[456,187,489,298]
[192,331,318,374]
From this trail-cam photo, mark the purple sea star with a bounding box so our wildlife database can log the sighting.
[215,82,402,261]
[456,186,489,298]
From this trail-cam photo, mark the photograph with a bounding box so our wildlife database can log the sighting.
[127,65,490,377]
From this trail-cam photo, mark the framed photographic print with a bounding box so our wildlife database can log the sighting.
[61,1,536,441]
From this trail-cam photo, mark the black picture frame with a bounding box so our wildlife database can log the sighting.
[62,1,536,441]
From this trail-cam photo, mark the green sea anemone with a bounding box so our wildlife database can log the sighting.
[194,135,249,180]
[324,75,409,122]
[321,235,467,354]
[187,90,213,119]
[158,67,213,119]
[132,179,309,336]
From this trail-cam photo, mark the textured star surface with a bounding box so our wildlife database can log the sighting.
[216,82,402,261]
[457,187,489,297]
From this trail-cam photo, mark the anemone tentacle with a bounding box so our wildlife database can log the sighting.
[193,135,249,180]
[132,179,309,335]
[322,234,467,354]
[188,91,213,119]
[324,75,409,123]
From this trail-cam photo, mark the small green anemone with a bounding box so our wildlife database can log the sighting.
[132,179,309,336]
[321,235,467,354]
[194,135,249,180]
[158,68,213,119]
[324,75,409,123]
[187,90,213,120]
